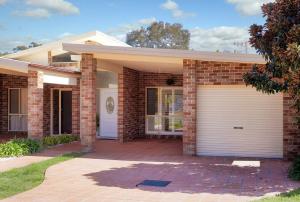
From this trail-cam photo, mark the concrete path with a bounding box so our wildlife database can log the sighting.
[3,139,300,202]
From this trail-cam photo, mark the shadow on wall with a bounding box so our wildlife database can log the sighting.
[84,160,299,197]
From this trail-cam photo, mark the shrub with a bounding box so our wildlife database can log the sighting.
[289,156,300,181]
[0,139,41,157]
[43,135,79,147]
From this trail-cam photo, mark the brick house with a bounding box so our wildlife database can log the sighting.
[0,31,299,159]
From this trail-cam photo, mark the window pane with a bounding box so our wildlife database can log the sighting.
[161,89,172,116]
[174,117,183,132]
[20,115,28,131]
[147,88,158,115]
[9,115,20,131]
[161,116,172,132]
[9,89,19,114]
[20,88,28,114]
[147,116,160,132]
[174,90,183,116]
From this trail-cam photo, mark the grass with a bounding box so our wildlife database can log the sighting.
[0,152,82,199]
[255,188,300,202]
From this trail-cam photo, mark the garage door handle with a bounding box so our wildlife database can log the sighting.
[233,126,244,130]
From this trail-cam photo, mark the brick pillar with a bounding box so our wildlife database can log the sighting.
[283,93,300,160]
[183,59,197,155]
[80,54,96,150]
[118,71,124,142]
[28,70,44,139]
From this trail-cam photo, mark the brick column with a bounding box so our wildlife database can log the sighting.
[183,59,197,155]
[28,70,44,139]
[283,93,300,160]
[80,54,96,150]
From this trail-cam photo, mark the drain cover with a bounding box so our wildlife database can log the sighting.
[136,180,171,187]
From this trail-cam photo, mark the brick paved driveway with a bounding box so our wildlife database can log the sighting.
[3,139,300,202]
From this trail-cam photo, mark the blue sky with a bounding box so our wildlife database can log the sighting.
[0,0,273,53]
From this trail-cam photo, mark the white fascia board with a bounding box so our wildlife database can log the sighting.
[0,57,28,73]
[62,43,266,64]
[43,74,77,85]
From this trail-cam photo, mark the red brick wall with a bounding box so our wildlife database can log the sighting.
[43,81,80,136]
[283,94,300,160]
[184,59,299,159]
[183,60,197,155]
[118,67,139,142]
[27,70,44,139]
[0,74,28,136]
[118,67,183,141]
[138,72,183,137]
[80,54,96,148]
[196,61,252,85]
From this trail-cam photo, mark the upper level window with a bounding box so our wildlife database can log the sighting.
[8,88,28,131]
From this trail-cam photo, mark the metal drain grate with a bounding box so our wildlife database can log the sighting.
[136,180,171,187]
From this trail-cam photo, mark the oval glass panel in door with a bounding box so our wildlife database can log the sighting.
[106,96,114,114]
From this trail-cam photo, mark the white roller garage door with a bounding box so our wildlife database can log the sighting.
[197,86,283,158]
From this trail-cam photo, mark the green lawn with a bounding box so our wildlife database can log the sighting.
[0,152,82,199]
[255,188,300,202]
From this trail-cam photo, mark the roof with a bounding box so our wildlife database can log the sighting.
[0,57,80,75]
[4,31,130,59]
[0,57,28,73]
[62,43,266,64]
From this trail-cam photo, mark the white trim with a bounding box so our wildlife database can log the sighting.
[63,43,266,64]
[0,57,29,73]
[8,88,28,132]
[4,31,130,59]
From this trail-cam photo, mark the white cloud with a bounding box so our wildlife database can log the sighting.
[25,0,79,15]
[0,0,7,5]
[226,0,275,16]
[190,26,254,53]
[106,17,157,41]
[13,0,79,18]
[161,0,196,18]
[13,8,50,18]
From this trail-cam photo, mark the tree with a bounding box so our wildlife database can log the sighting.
[12,42,42,52]
[126,21,190,50]
[244,0,300,122]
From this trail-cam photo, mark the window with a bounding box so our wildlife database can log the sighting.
[8,88,28,131]
[146,87,183,135]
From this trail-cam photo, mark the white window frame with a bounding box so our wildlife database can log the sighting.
[8,88,28,132]
[145,86,183,136]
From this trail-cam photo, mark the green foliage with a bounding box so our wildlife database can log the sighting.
[0,152,82,199]
[288,156,300,181]
[12,42,42,53]
[126,21,190,50]
[255,188,300,202]
[0,139,41,157]
[42,135,79,147]
[244,0,300,122]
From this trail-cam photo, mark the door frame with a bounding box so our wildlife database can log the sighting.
[97,88,118,139]
[50,88,72,135]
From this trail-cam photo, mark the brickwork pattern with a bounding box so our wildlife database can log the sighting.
[283,94,300,160]
[80,54,96,148]
[0,74,28,136]
[183,60,197,155]
[27,70,44,139]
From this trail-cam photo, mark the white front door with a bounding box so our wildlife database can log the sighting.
[98,88,118,139]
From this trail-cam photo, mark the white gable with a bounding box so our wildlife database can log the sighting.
[4,31,130,65]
